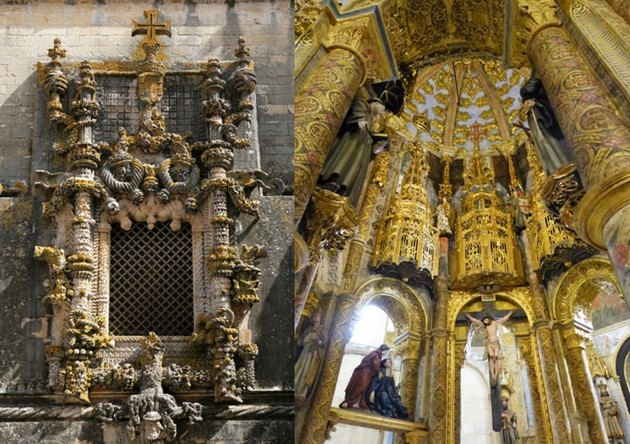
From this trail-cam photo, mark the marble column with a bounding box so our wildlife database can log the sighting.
[294,44,367,225]
[528,24,630,299]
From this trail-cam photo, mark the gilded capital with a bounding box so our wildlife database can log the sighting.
[512,0,561,66]
[307,188,360,257]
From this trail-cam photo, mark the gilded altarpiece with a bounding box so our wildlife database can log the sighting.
[32,11,280,442]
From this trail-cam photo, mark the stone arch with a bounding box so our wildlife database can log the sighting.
[615,337,630,411]
[551,257,621,324]
[353,276,430,334]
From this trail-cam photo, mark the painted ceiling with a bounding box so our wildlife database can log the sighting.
[400,58,530,159]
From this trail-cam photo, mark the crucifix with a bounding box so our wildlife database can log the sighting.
[462,302,515,433]
[132,10,172,45]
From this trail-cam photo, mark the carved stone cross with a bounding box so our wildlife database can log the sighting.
[132,10,171,45]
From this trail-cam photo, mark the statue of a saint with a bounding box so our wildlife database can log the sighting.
[339,344,389,410]
[367,358,409,419]
[465,311,513,387]
[598,382,625,443]
[436,197,453,237]
[500,397,519,444]
[520,77,573,173]
[295,311,325,403]
[509,186,531,233]
[319,97,386,206]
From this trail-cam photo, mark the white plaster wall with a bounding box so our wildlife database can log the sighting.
[460,361,502,444]
[329,424,391,444]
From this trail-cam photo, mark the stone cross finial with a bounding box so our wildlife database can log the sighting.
[132,10,171,45]
[47,38,66,64]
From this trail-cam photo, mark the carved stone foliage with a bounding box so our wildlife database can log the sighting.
[94,333,203,443]
[34,10,271,425]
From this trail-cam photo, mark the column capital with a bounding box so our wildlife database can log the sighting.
[512,0,561,67]
[307,188,360,258]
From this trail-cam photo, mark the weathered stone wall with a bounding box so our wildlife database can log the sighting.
[0,1,293,442]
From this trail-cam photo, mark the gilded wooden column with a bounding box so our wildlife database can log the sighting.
[517,332,549,441]
[420,333,432,421]
[562,328,608,443]
[452,339,466,444]
[398,334,422,418]
[298,151,388,444]
[298,292,354,444]
[294,22,368,225]
[428,275,449,444]
[604,0,630,23]
[527,279,573,442]
[527,23,630,298]
[294,189,358,327]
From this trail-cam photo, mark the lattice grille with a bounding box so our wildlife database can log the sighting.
[94,76,139,142]
[163,75,205,141]
[92,74,205,143]
[109,222,194,336]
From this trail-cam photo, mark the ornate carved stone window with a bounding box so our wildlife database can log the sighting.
[33,10,283,442]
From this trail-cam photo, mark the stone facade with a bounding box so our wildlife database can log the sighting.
[0,1,293,442]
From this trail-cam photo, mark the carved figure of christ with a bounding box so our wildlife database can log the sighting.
[465,310,514,387]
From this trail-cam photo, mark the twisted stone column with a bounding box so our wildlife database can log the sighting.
[294,33,367,224]
[562,329,608,443]
[528,24,630,299]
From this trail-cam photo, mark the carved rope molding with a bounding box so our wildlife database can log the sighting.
[0,405,294,421]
